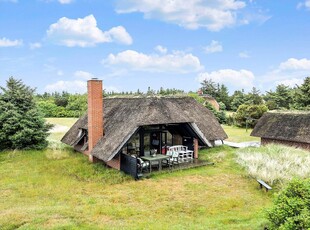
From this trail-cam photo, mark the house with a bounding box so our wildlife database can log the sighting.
[251,112,310,149]
[197,89,220,111]
[61,79,228,177]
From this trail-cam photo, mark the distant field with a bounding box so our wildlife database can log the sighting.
[222,125,260,143]
[46,118,78,143]
[0,118,272,229]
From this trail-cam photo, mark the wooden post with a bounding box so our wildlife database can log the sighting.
[194,138,199,159]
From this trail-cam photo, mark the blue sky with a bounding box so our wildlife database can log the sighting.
[1,0,310,94]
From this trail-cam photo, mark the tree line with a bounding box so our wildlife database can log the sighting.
[199,77,310,128]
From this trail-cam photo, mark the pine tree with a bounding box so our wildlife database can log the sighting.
[0,77,52,150]
[294,77,310,109]
[231,89,246,111]
[265,84,293,109]
[200,78,217,98]
[245,87,263,105]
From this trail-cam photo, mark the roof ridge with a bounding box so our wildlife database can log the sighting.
[104,95,191,99]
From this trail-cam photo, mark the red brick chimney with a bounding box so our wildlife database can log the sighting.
[87,78,104,162]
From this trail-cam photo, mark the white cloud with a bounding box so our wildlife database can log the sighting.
[297,0,310,9]
[259,58,310,89]
[102,49,203,73]
[0,37,23,47]
[116,0,246,31]
[45,80,87,93]
[74,70,95,80]
[29,42,42,49]
[279,58,310,70]
[154,45,167,54]
[46,14,133,47]
[197,69,255,88]
[238,51,250,58]
[45,78,118,94]
[58,0,73,4]
[275,78,304,87]
[204,40,223,54]
[104,86,120,93]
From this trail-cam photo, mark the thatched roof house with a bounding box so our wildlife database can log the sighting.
[197,90,220,111]
[61,79,227,176]
[251,112,310,149]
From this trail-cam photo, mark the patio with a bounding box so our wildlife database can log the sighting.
[120,145,212,179]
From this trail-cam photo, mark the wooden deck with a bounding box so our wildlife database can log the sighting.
[141,159,213,178]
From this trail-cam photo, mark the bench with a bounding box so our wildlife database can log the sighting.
[257,179,272,192]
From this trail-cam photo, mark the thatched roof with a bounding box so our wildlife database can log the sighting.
[62,96,227,162]
[251,112,310,144]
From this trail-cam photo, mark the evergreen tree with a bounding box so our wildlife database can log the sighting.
[245,87,263,105]
[0,77,52,150]
[230,89,246,111]
[218,84,230,110]
[293,77,310,109]
[54,91,70,107]
[200,78,217,98]
[265,84,293,109]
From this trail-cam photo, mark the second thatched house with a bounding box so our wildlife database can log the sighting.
[251,112,310,149]
[61,79,227,177]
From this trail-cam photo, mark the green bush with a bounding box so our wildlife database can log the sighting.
[266,178,310,230]
[234,104,268,128]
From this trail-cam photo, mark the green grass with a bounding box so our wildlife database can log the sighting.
[0,150,272,229]
[0,118,272,229]
[222,125,259,143]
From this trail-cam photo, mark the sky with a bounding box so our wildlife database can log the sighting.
[1,0,310,94]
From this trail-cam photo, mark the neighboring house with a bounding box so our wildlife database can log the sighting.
[197,89,220,111]
[61,79,228,176]
[251,112,310,149]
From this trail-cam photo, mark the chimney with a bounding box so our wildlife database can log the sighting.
[87,78,104,161]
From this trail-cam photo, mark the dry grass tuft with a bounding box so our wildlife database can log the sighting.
[236,144,310,185]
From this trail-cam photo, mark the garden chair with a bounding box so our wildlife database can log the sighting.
[137,157,150,173]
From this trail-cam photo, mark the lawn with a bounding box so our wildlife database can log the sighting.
[0,118,272,229]
[222,125,259,143]
[46,118,78,143]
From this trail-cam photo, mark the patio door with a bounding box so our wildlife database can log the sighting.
[150,131,167,154]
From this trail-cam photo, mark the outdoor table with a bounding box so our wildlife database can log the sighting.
[141,155,170,173]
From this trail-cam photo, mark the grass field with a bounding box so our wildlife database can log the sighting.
[222,125,259,143]
[0,118,272,229]
[46,118,77,143]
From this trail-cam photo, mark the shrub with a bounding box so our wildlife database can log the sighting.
[266,178,310,230]
[234,104,268,128]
